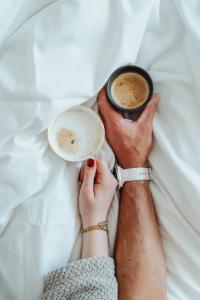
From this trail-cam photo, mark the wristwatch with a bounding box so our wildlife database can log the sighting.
[113,165,152,188]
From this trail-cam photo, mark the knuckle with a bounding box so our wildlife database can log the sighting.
[136,123,145,135]
[81,188,93,201]
[137,121,153,135]
[80,185,87,195]
[81,181,89,191]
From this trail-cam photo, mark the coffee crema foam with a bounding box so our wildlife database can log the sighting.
[57,128,80,154]
[111,72,149,109]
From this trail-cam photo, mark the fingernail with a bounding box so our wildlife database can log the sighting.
[87,158,95,168]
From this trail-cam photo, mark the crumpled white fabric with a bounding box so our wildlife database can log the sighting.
[0,0,200,299]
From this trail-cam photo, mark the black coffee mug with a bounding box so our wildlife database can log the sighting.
[106,65,153,120]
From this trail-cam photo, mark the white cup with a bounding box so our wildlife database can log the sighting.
[48,106,105,162]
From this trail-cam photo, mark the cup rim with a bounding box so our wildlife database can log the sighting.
[48,105,105,162]
[106,65,154,112]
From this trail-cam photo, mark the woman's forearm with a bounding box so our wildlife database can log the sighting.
[81,229,109,259]
[79,156,117,259]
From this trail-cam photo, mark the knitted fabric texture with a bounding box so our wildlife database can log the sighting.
[42,256,118,300]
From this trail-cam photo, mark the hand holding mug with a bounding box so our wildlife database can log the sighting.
[98,88,160,168]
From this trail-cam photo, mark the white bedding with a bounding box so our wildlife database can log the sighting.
[0,0,200,299]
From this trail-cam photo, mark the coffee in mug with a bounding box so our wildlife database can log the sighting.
[111,72,149,110]
[106,65,153,116]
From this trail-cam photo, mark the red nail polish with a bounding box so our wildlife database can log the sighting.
[87,158,95,168]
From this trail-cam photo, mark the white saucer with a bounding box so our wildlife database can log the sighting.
[48,106,105,162]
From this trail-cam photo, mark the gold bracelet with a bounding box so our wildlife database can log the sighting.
[81,221,108,233]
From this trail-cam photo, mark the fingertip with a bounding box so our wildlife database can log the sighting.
[100,87,106,95]
[98,87,106,103]
[81,158,97,188]
[148,93,160,111]
[87,158,95,168]
[87,158,97,174]
[138,93,159,124]
[152,93,160,104]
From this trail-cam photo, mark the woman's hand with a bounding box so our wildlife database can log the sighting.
[79,155,118,228]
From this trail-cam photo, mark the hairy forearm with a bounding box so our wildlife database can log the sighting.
[114,181,166,300]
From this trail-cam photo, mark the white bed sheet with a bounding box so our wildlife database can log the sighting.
[0,0,200,299]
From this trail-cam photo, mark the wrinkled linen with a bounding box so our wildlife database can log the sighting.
[0,0,200,299]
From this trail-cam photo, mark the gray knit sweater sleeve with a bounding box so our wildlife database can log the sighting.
[42,256,118,300]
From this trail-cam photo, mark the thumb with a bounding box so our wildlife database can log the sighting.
[137,93,160,127]
[82,158,97,196]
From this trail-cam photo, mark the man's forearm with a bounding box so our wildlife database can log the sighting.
[114,181,166,300]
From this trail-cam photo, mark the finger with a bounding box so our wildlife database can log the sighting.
[95,154,110,184]
[97,87,123,124]
[137,93,160,127]
[82,158,97,195]
[79,166,85,182]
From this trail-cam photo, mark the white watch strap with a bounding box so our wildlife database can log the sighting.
[122,167,152,182]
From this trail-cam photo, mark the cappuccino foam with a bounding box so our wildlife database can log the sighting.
[111,72,149,109]
[57,128,80,154]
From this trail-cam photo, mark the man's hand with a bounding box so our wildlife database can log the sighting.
[98,87,165,300]
[98,88,160,168]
